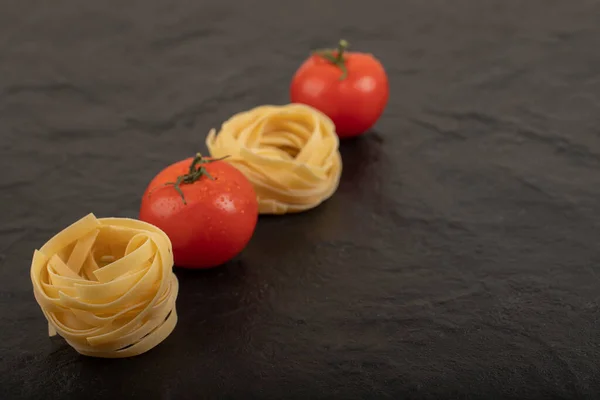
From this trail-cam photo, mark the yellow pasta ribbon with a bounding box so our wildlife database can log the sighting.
[206,103,343,214]
[30,213,178,358]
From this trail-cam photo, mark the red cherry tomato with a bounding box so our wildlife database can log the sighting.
[290,40,389,138]
[139,154,258,269]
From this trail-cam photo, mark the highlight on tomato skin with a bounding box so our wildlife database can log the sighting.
[290,39,389,138]
[139,153,259,269]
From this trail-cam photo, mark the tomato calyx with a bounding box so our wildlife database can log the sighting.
[163,153,229,205]
[313,39,350,80]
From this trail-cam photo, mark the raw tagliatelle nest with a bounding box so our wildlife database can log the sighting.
[206,103,343,214]
[30,213,178,358]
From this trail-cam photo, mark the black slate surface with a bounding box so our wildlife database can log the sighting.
[2,0,600,398]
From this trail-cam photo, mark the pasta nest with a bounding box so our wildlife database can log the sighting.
[206,103,343,214]
[30,214,178,358]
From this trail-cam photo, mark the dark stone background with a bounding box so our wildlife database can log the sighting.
[1,0,600,398]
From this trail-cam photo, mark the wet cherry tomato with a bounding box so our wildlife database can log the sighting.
[140,154,258,269]
[290,39,389,138]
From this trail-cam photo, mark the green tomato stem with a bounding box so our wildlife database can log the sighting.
[313,39,350,81]
[335,39,349,63]
[163,153,229,205]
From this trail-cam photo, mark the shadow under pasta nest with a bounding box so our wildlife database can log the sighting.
[337,130,385,186]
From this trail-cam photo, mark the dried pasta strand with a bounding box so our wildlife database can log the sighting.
[206,103,343,214]
[30,213,178,358]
